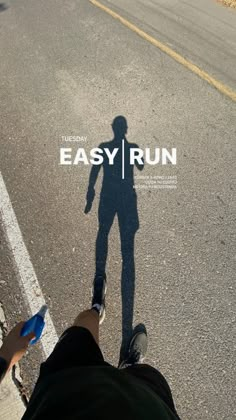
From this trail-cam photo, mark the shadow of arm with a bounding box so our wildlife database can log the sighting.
[135,160,144,171]
[84,164,101,213]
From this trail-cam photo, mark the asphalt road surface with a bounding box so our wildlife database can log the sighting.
[0,1,236,419]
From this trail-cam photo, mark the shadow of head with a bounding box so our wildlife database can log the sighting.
[0,3,8,12]
[112,115,128,140]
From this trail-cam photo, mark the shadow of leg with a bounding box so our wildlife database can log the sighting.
[95,226,109,277]
[95,195,116,277]
[119,232,135,363]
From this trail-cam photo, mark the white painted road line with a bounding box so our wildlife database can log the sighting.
[0,171,58,358]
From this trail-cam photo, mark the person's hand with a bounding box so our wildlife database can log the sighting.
[84,187,95,214]
[0,322,35,371]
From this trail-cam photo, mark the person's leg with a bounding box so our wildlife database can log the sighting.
[38,308,107,379]
[119,328,180,418]
[124,364,180,418]
[73,309,99,345]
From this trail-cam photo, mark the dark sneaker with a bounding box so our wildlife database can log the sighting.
[91,273,107,324]
[119,328,148,368]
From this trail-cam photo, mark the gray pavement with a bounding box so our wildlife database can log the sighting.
[0,0,236,419]
[102,0,236,89]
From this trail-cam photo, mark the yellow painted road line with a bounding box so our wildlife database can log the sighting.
[89,0,236,102]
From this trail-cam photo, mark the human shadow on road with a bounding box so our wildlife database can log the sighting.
[0,3,8,12]
[84,116,144,361]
